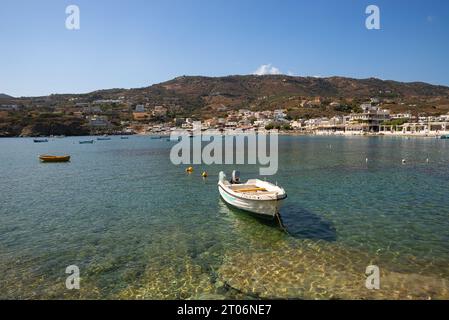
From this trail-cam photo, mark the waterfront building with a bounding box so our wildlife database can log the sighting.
[391,112,413,120]
[225,121,238,129]
[348,104,390,132]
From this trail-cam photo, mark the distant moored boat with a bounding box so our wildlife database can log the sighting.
[79,140,94,144]
[39,155,71,163]
[33,138,48,143]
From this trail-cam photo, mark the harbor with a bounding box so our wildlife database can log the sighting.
[1,135,448,299]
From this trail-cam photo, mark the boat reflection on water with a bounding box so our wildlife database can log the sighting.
[79,140,94,144]
[33,138,48,143]
[217,198,285,231]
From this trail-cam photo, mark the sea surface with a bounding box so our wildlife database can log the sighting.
[0,135,449,299]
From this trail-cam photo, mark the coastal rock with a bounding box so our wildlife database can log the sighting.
[19,120,90,137]
[0,124,22,137]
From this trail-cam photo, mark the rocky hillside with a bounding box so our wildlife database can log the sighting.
[118,75,449,118]
[156,75,449,99]
[0,116,90,137]
[80,75,449,116]
[8,75,449,110]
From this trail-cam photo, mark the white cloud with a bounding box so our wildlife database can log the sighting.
[253,64,282,76]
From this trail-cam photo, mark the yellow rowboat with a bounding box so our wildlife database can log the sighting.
[39,155,71,163]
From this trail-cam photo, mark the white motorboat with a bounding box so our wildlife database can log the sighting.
[218,171,287,218]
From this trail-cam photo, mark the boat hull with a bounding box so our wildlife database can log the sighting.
[218,184,284,218]
[39,155,71,163]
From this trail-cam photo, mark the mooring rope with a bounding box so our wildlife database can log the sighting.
[275,212,290,235]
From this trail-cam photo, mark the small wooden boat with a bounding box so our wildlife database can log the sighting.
[218,171,287,218]
[79,140,94,144]
[39,155,71,163]
[34,139,48,143]
[120,136,129,140]
[97,137,112,141]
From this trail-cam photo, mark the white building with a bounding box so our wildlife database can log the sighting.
[93,99,122,105]
[391,113,413,120]
[290,120,303,129]
[135,105,145,112]
[273,109,287,122]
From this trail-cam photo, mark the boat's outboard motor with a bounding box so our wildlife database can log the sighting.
[231,170,241,184]
[218,171,227,183]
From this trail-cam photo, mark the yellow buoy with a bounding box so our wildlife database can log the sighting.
[186,166,194,173]
[202,171,208,178]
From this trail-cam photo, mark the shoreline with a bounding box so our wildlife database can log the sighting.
[280,131,448,138]
[1,131,447,139]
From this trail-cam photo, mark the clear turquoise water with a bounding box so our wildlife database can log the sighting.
[0,136,449,299]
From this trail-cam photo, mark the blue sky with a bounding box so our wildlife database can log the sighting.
[1,0,448,97]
